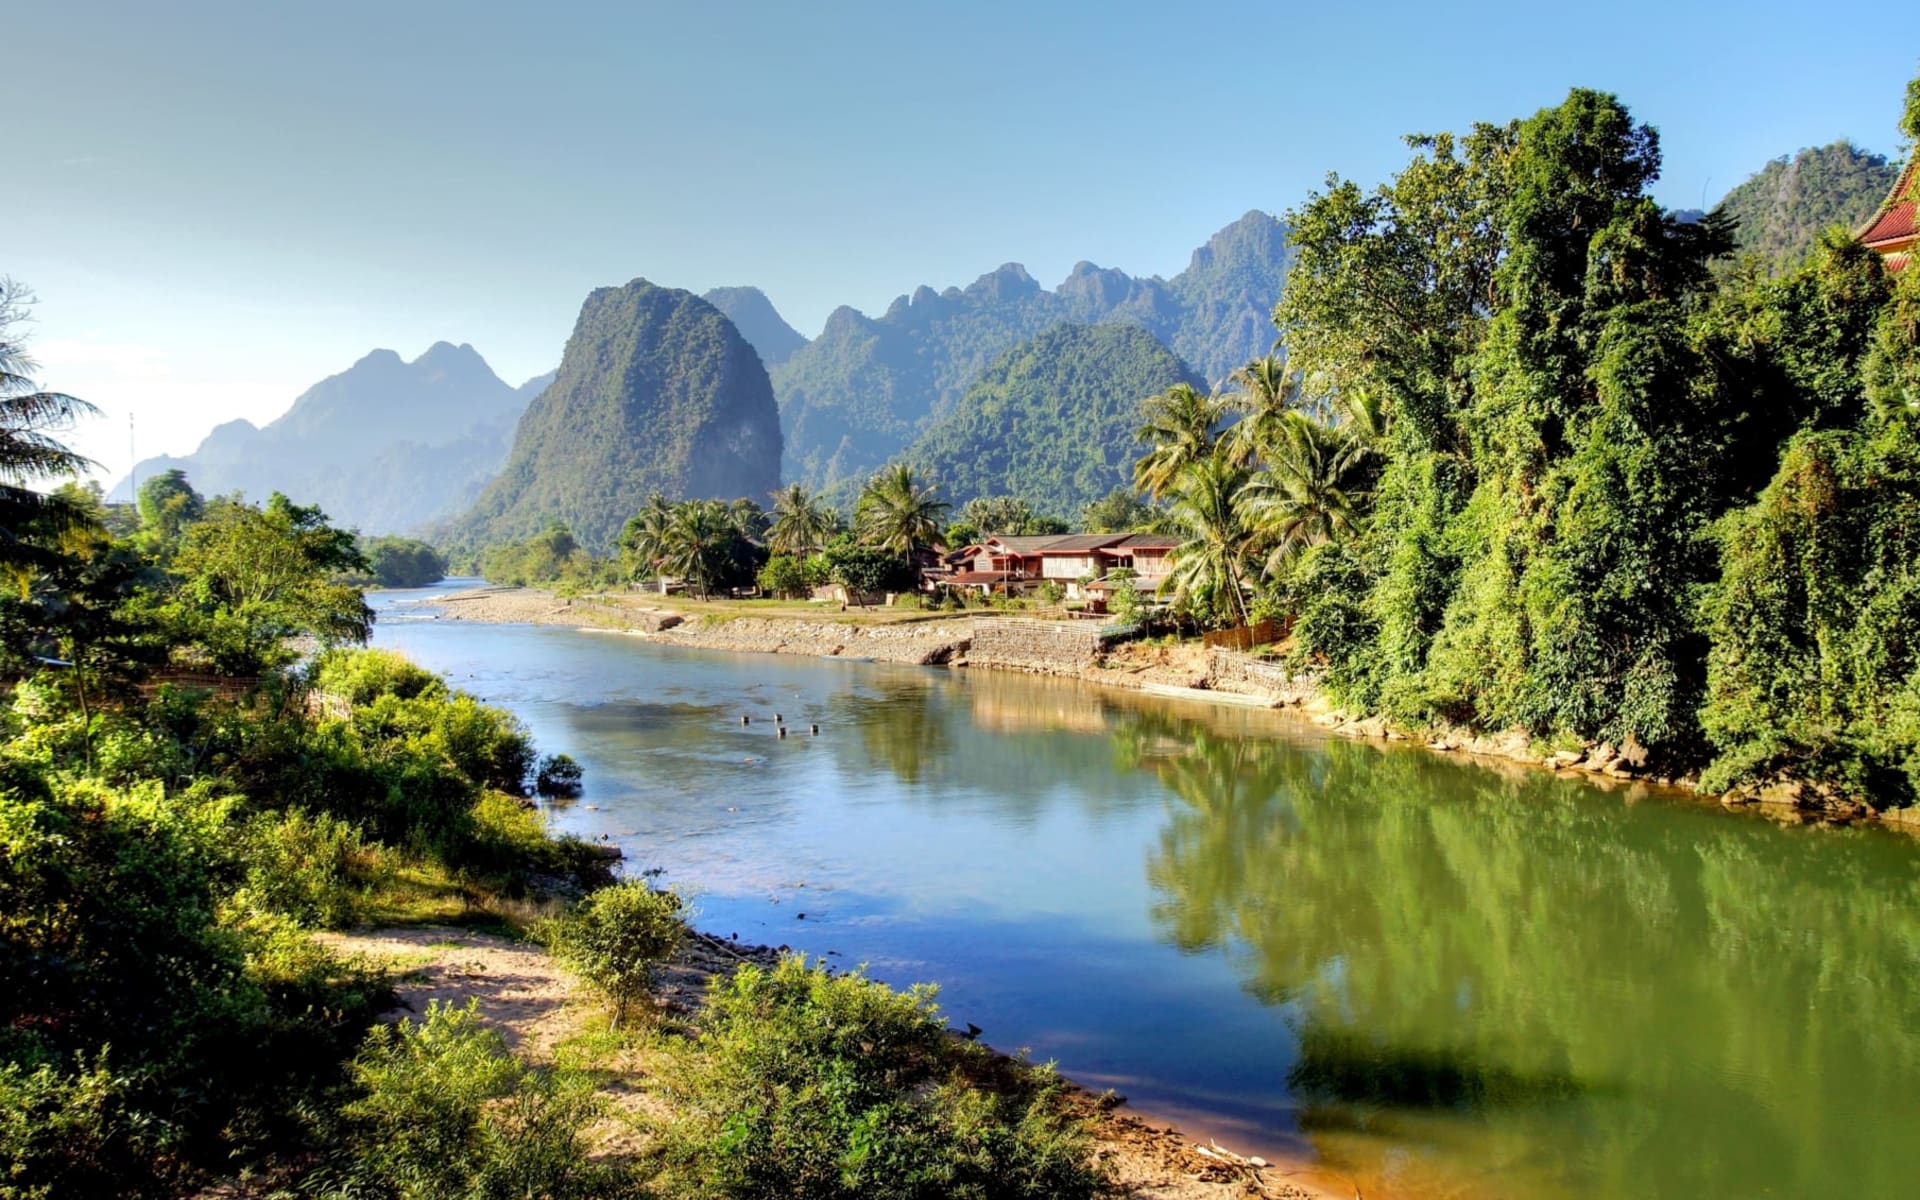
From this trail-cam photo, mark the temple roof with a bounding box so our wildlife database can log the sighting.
[1858,153,1918,254]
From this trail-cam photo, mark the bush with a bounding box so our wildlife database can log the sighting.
[757,555,808,600]
[239,808,380,928]
[545,882,686,1026]
[313,648,444,707]
[651,956,1101,1200]
[324,1001,613,1200]
[534,752,584,797]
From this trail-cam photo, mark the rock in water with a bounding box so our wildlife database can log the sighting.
[455,279,783,552]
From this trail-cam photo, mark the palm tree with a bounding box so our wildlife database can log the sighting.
[661,501,733,599]
[619,493,676,582]
[768,483,840,557]
[1161,455,1257,628]
[1134,383,1229,501]
[0,280,97,564]
[1223,355,1300,468]
[855,465,948,557]
[725,497,770,542]
[1240,412,1365,575]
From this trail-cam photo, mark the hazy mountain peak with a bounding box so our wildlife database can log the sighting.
[965,262,1040,301]
[701,286,808,367]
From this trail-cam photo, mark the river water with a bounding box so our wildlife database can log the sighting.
[373,585,1920,1200]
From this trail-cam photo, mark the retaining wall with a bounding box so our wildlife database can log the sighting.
[1205,648,1320,705]
[967,618,1122,676]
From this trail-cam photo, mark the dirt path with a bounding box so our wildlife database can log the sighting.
[321,925,1350,1199]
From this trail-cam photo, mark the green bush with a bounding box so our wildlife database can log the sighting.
[0,1055,171,1200]
[535,752,584,797]
[651,956,1100,1200]
[238,808,380,928]
[313,647,445,706]
[546,882,686,1026]
[323,1001,615,1200]
[757,554,809,599]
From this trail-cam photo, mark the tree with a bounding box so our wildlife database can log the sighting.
[1162,456,1256,628]
[1223,354,1302,466]
[757,554,808,599]
[360,536,447,588]
[619,493,676,581]
[1133,383,1228,500]
[135,469,204,545]
[167,493,373,673]
[0,280,98,566]
[854,464,948,557]
[1081,487,1159,534]
[662,501,738,599]
[1241,412,1366,574]
[767,483,840,557]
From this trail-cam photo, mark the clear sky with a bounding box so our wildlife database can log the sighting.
[7,0,1913,484]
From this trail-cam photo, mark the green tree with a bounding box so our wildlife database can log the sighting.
[360,536,447,588]
[619,493,677,581]
[767,482,840,557]
[134,468,204,546]
[1133,382,1228,501]
[0,280,97,565]
[1162,456,1256,628]
[1080,487,1158,534]
[854,464,948,556]
[168,494,373,673]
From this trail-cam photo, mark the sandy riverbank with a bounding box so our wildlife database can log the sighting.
[321,924,1355,1200]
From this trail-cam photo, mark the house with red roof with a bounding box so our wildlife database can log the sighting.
[1859,153,1917,272]
[925,531,1180,601]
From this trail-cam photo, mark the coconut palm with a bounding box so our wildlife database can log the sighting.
[0,280,98,563]
[1223,355,1300,467]
[619,493,676,581]
[661,500,734,599]
[1134,383,1230,500]
[855,464,948,557]
[725,497,770,542]
[1161,455,1257,628]
[768,483,840,557]
[1241,412,1365,575]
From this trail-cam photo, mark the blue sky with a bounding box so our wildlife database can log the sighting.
[7,1,1914,482]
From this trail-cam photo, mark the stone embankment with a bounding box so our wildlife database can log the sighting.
[965,617,1131,676]
[657,615,972,666]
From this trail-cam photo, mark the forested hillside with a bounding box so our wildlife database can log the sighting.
[773,212,1289,493]
[451,279,783,553]
[1714,139,1898,272]
[903,324,1201,516]
[114,342,540,535]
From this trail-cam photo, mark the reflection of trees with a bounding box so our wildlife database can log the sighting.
[1143,734,1920,1198]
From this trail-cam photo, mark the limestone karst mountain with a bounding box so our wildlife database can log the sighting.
[450,279,783,553]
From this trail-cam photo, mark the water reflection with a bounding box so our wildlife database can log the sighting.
[1140,727,1920,1198]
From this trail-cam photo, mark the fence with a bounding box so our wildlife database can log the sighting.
[1202,620,1280,651]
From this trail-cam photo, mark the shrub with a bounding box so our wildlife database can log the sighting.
[535,752,584,797]
[651,956,1101,1200]
[545,882,686,1026]
[312,648,444,707]
[324,1001,613,1200]
[757,555,808,600]
[238,808,380,928]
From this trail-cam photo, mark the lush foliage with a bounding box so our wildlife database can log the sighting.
[854,465,948,557]
[359,535,448,588]
[1255,76,1920,805]
[650,957,1100,1200]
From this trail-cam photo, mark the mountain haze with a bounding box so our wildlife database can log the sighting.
[115,342,535,534]
[702,286,808,366]
[903,324,1202,517]
[451,279,783,553]
[773,211,1289,494]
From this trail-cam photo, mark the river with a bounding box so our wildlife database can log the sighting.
[373,584,1920,1200]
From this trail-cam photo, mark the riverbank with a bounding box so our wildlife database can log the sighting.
[413,585,1920,829]
[321,924,1350,1200]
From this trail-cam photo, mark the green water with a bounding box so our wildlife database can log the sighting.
[377,599,1920,1199]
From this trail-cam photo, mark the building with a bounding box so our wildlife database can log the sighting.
[1858,151,1917,272]
[927,532,1181,601]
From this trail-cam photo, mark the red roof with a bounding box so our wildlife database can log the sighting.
[1859,155,1918,250]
